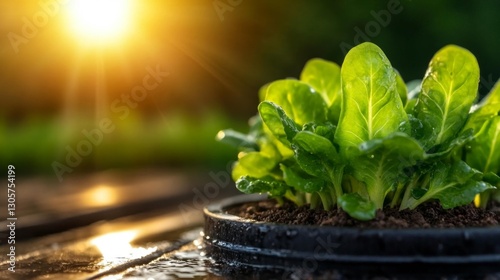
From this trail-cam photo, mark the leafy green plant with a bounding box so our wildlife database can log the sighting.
[465,81,500,208]
[218,42,499,220]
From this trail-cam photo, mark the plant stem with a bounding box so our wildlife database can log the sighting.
[296,191,306,206]
[401,173,431,210]
[284,190,304,206]
[310,192,320,209]
[318,191,332,210]
[328,165,345,208]
[390,182,404,208]
[400,174,420,210]
[329,188,337,206]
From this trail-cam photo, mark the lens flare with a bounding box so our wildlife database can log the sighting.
[67,0,132,44]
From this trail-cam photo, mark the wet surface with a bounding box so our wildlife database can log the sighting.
[4,219,500,280]
[121,242,212,279]
[3,224,500,280]
[1,170,500,279]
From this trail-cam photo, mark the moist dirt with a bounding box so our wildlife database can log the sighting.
[227,199,500,228]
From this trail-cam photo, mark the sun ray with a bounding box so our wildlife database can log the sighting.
[59,50,85,156]
[167,38,254,103]
[95,52,107,122]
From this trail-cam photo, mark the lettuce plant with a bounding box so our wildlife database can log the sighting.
[218,42,500,220]
[465,81,500,208]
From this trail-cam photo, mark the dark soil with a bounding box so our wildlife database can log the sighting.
[227,199,500,229]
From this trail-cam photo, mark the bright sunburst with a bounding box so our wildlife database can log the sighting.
[67,0,132,44]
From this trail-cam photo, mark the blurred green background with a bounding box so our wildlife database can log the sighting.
[1,0,499,179]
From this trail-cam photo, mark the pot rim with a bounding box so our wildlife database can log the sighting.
[203,194,500,265]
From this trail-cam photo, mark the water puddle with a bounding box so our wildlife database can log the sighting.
[120,240,214,279]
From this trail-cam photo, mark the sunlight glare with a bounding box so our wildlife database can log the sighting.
[81,185,118,208]
[67,0,132,43]
[91,231,156,265]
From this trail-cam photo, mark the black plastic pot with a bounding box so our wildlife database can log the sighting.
[203,194,500,277]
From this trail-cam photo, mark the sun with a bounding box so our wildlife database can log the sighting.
[66,0,132,44]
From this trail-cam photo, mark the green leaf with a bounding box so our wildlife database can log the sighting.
[231,151,276,180]
[255,111,294,159]
[216,129,258,151]
[395,69,408,106]
[466,116,500,173]
[414,45,480,150]
[258,101,300,146]
[404,161,494,209]
[263,79,328,126]
[465,79,500,134]
[411,188,427,200]
[258,83,271,102]
[436,180,493,209]
[338,193,376,221]
[482,79,500,106]
[302,122,337,143]
[291,130,342,185]
[293,146,329,178]
[351,133,426,208]
[300,58,342,124]
[407,114,423,138]
[281,164,325,193]
[425,129,474,159]
[291,130,345,201]
[236,175,288,196]
[483,172,500,186]
[293,131,338,161]
[335,42,409,157]
[405,99,418,114]
[259,140,282,159]
[300,58,341,107]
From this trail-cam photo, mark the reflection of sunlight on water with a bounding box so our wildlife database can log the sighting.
[82,185,118,208]
[100,275,124,280]
[100,274,156,280]
[192,237,206,257]
[91,231,157,267]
